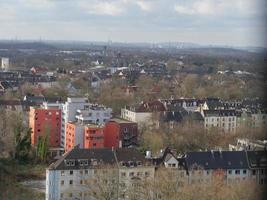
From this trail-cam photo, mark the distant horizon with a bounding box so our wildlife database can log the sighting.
[0,38,266,49]
[0,0,266,48]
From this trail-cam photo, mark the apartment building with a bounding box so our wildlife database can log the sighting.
[61,98,90,148]
[62,98,112,148]
[203,110,237,133]
[46,147,155,200]
[104,118,138,148]
[29,105,61,147]
[65,122,84,152]
[121,100,165,127]
[84,124,104,149]
[75,104,112,124]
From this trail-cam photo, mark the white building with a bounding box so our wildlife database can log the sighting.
[75,104,112,124]
[1,57,9,70]
[121,108,152,127]
[46,147,155,200]
[203,110,237,133]
[61,98,90,148]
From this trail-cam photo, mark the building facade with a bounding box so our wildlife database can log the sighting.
[29,106,61,147]
[203,110,237,133]
[46,147,155,200]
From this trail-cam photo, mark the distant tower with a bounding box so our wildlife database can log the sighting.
[1,57,9,71]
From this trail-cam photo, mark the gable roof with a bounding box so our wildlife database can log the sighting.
[185,151,249,170]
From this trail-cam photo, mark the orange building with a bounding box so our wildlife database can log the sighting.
[65,122,104,152]
[84,125,104,149]
[65,122,83,152]
[29,107,61,147]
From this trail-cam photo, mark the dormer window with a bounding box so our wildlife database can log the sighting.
[120,162,126,167]
[65,159,75,166]
[128,161,134,167]
[79,159,89,166]
[91,159,98,166]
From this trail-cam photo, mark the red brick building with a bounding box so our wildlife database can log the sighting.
[104,118,138,148]
[29,107,61,147]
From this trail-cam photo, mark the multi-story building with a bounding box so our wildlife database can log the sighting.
[104,118,138,148]
[121,100,165,127]
[29,105,61,147]
[184,151,250,184]
[46,147,155,200]
[65,122,105,152]
[65,122,84,152]
[61,98,90,148]
[75,104,112,124]
[62,98,112,148]
[84,124,104,149]
[203,110,237,133]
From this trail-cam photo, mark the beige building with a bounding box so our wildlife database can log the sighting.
[203,110,237,133]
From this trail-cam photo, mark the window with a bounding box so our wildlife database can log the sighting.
[145,172,150,177]
[60,193,63,198]
[80,170,83,175]
[61,180,64,185]
[252,170,256,175]
[61,171,65,176]
[121,172,126,177]
[235,170,240,175]
[70,170,73,175]
[129,172,134,177]
[80,180,83,185]
[85,170,88,174]
[228,170,232,174]
[243,170,247,174]
[69,180,73,185]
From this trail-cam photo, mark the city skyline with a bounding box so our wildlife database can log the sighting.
[0,0,266,47]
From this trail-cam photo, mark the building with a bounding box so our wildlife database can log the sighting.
[65,122,105,152]
[104,118,138,148]
[29,105,61,147]
[65,122,84,152]
[61,98,90,148]
[1,57,9,70]
[229,138,267,151]
[84,124,104,149]
[203,110,237,133]
[46,147,155,200]
[75,104,112,124]
[121,100,165,127]
[62,98,112,148]
[184,151,250,184]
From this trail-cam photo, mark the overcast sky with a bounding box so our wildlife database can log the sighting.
[0,0,266,47]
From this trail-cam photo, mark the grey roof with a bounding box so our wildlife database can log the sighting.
[49,147,116,170]
[204,110,236,117]
[185,151,249,170]
[246,151,267,169]
[48,147,150,170]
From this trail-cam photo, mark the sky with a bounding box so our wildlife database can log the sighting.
[0,0,266,47]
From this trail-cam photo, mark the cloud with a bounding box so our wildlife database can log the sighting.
[174,0,262,16]
[136,1,153,12]
[79,1,126,16]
